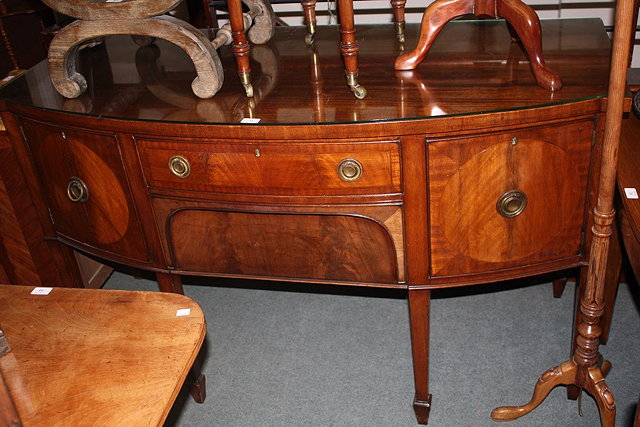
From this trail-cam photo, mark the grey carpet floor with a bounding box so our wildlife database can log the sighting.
[104,271,640,426]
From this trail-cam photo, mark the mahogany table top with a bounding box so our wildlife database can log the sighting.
[0,285,205,426]
[0,18,612,125]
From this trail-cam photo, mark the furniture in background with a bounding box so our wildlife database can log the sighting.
[0,18,629,424]
[0,0,53,78]
[394,0,562,93]
[0,284,205,425]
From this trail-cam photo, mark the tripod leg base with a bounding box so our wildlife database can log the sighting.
[585,365,616,427]
[491,360,576,421]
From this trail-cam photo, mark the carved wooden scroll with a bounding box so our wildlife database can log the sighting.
[43,0,224,99]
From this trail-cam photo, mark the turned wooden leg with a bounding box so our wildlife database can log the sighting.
[390,0,407,43]
[497,0,562,91]
[302,0,317,45]
[408,288,431,424]
[336,0,367,99]
[394,0,474,71]
[228,0,254,97]
[600,216,623,344]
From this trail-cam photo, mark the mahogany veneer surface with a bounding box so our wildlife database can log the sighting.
[0,19,611,126]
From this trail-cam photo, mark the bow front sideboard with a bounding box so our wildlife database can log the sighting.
[0,19,624,423]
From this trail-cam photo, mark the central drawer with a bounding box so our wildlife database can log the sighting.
[136,138,401,196]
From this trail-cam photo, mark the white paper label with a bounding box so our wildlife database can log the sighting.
[31,287,53,295]
[624,187,639,199]
[240,118,261,124]
[176,308,191,316]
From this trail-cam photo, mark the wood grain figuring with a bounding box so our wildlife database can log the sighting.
[20,119,150,263]
[168,210,399,284]
[138,139,401,196]
[0,115,76,286]
[0,370,20,427]
[429,119,594,277]
[0,284,206,426]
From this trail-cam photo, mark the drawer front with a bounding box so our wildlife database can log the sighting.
[165,208,400,284]
[20,119,150,262]
[136,139,401,196]
[428,120,594,277]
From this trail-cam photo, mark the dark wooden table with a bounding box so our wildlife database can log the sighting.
[0,285,206,426]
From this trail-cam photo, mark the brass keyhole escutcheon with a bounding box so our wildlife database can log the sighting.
[497,190,527,218]
[67,177,89,203]
[169,155,191,178]
[337,158,363,182]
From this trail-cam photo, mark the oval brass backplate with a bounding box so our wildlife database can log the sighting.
[337,158,363,182]
[67,176,89,203]
[497,190,527,218]
[168,155,191,178]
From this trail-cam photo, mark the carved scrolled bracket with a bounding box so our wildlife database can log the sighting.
[40,0,184,20]
[244,0,276,44]
[47,15,223,99]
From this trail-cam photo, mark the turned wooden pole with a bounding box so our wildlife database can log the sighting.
[577,0,635,373]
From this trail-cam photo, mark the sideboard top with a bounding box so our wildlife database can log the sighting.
[0,18,612,126]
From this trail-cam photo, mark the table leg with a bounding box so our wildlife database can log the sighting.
[228,0,254,97]
[156,272,185,294]
[394,0,561,91]
[336,0,367,99]
[390,0,406,43]
[302,0,317,45]
[408,288,432,424]
[496,0,561,91]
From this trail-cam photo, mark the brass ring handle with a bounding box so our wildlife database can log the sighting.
[497,190,528,218]
[168,155,191,178]
[67,177,89,203]
[337,158,363,182]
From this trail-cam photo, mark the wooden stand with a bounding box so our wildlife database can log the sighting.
[42,0,276,99]
[490,0,634,424]
[394,0,562,91]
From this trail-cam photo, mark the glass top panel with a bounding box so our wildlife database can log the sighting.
[0,18,611,125]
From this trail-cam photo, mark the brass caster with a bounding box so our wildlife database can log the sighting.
[243,82,254,98]
[395,22,405,44]
[304,32,315,46]
[351,84,367,99]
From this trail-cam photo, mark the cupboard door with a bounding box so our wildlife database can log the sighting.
[428,120,594,277]
[167,209,399,284]
[20,119,150,262]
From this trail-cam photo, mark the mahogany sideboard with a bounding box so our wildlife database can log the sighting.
[0,19,620,423]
